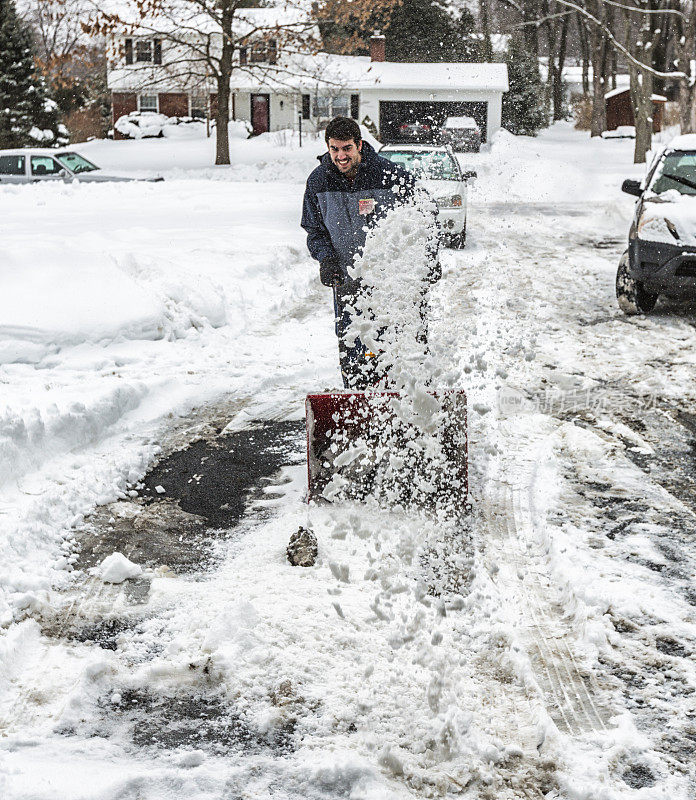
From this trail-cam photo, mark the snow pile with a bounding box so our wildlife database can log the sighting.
[0,243,227,365]
[99,552,142,583]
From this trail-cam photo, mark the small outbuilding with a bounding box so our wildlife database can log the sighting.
[605,87,666,133]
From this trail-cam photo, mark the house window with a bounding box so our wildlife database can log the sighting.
[313,95,351,119]
[332,95,350,118]
[312,95,331,118]
[247,39,278,64]
[135,40,152,63]
[139,94,158,112]
[301,94,310,120]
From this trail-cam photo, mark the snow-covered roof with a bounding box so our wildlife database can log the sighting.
[227,54,509,93]
[354,60,508,92]
[665,134,696,151]
[604,86,667,101]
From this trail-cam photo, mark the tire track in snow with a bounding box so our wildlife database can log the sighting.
[483,464,613,738]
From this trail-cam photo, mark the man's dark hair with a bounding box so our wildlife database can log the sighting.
[325,117,361,145]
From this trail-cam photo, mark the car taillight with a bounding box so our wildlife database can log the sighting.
[451,195,462,207]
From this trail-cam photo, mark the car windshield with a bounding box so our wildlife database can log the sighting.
[650,151,696,195]
[55,152,99,174]
[380,150,460,181]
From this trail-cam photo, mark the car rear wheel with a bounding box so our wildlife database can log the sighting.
[616,251,658,314]
[448,222,466,250]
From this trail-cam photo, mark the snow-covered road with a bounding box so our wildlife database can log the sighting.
[1,125,695,798]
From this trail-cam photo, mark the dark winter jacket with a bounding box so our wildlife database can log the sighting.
[301,141,416,280]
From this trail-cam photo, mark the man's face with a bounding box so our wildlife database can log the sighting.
[328,137,362,176]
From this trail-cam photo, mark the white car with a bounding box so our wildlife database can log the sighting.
[0,149,163,184]
[440,116,481,152]
[379,143,475,248]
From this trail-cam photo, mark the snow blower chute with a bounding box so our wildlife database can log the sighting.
[305,390,467,504]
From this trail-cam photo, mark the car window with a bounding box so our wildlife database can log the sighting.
[0,155,25,175]
[55,152,99,174]
[650,151,696,195]
[381,150,460,181]
[31,156,63,176]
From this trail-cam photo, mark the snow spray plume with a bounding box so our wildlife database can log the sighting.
[321,197,466,516]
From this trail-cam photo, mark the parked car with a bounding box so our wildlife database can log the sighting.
[379,143,476,248]
[397,120,436,143]
[0,149,163,184]
[440,116,481,152]
[617,135,696,314]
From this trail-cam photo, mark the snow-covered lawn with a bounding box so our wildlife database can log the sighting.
[1,124,695,799]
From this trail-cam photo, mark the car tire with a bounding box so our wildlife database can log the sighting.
[450,222,466,249]
[616,251,658,314]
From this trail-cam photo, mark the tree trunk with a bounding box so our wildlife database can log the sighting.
[676,21,696,134]
[577,16,590,96]
[630,66,653,164]
[478,0,493,62]
[588,0,608,136]
[522,0,540,58]
[215,3,234,165]
[215,76,231,165]
[552,11,569,121]
[590,36,607,136]
[678,78,696,134]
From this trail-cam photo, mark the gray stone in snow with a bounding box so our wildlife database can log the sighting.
[287,526,318,567]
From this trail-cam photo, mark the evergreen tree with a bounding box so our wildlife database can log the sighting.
[500,37,548,136]
[0,0,66,147]
[384,0,478,63]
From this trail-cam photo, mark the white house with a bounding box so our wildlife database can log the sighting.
[107,17,509,143]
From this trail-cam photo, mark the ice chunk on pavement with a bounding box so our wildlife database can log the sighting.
[100,552,143,583]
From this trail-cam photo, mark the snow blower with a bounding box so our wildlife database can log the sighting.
[305,390,467,505]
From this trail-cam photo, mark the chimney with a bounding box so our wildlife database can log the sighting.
[369,30,386,62]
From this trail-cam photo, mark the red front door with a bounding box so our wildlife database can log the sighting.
[251,94,270,135]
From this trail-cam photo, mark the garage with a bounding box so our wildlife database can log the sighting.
[379,100,488,143]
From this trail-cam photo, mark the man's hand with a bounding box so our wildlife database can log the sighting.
[319,258,342,287]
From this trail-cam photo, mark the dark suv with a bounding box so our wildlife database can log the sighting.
[618,136,696,314]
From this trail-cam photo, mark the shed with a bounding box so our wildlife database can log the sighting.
[605,87,666,133]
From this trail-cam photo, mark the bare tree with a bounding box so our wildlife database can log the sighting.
[23,0,92,87]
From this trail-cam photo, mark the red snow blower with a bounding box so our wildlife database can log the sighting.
[305,390,467,504]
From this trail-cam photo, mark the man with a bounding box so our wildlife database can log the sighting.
[301,116,422,389]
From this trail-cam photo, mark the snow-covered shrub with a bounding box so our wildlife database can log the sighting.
[115,112,251,141]
[114,111,207,140]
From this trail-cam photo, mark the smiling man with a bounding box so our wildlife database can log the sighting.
[301,116,417,388]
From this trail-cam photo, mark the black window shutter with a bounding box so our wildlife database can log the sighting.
[269,39,277,64]
[302,94,310,120]
[125,38,133,65]
[239,46,247,65]
[351,94,359,119]
[154,40,162,64]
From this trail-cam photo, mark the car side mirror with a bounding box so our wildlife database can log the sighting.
[58,168,68,178]
[462,170,477,180]
[622,179,642,197]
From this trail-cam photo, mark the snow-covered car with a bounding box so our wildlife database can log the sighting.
[439,116,482,152]
[397,120,435,143]
[617,134,696,314]
[0,149,164,184]
[379,143,476,248]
